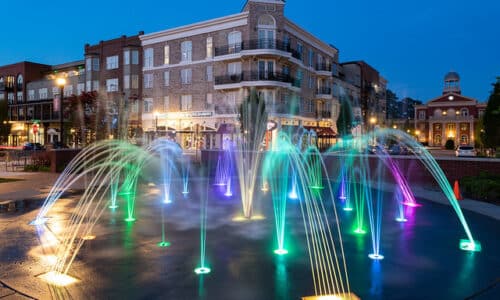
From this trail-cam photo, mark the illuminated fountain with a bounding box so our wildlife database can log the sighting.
[29,94,483,298]
[263,133,354,298]
[33,138,185,283]
[233,88,268,219]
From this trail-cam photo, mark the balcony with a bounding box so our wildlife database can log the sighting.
[315,87,332,99]
[316,110,332,119]
[215,105,238,115]
[214,39,300,59]
[315,63,332,76]
[214,71,297,89]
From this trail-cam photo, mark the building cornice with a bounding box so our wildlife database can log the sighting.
[426,101,480,107]
[141,12,249,45]
[284,19,337,57]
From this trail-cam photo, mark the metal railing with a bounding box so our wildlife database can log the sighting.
[316,63,332,72]
[215,71,296,86]
[214,39,294,56]
[316,87,332,95]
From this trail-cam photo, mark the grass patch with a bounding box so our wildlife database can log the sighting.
[0,178,24,183]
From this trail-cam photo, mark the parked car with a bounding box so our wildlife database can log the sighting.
[22,142,45,151]
[366,144,387,155]
[455,145,476,157]
[47,141,69,149]
[388,144,409,155]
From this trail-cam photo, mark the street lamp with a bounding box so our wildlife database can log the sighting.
[55,77,67,144]
[369,117,377,145]
[415,130,421,142]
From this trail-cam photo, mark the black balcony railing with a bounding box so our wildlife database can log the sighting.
[214,39,295,56]
[215,71,296,86]
[320,111,331,118]
[316,63,332,72]
[316,87,332,95]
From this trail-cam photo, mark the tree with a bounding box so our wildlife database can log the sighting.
[336,94,354,137]
[483,78,500,148]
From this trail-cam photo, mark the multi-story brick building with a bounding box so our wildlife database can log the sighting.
[414,72,486,146]
[340,61,388,132]
[0,61,86,146]
[140,0,341,149]
[84,33,143,142]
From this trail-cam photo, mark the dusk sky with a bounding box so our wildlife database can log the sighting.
[1,0,499,102]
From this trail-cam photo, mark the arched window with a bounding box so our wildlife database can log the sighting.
[258,15,276,49]
[447,108,455,116]
[434,109,442,117]
[17,74,23,90]
[258,15,276,27]
[460,108,469,116]
[227,31,242,54]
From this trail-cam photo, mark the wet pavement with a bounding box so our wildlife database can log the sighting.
[0,171,499,299]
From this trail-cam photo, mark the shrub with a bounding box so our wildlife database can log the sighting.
[460,173,500,204]
[445,139,455,150]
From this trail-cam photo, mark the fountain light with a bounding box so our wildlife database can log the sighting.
[288,190,298,199]
[368,253,384,260]
[181,191,189,195]
[395,217,408,222]
[124,217,136,222]
[38,271,79,287]
[82,235,96,240]
[274,248,289,255]
[194,267,211,275]
[309,185,325,190]
[301,293,360,300]
[353,228,366,234]
[459,239,482,252]
[232,214,265,222]
[163,196,172,204]
[29,217,48,226]
[402,201,421,207]
[157,241,171,247]
[343,207,353,212]
[108,204,119,209]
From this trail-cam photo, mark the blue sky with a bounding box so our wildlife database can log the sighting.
[1,0,499,102]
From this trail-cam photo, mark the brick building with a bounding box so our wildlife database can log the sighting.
[340,61,387,132]
[0,61,86,146]
[84,33,143,142]
[414,72,486,147]
[140,0,341,149]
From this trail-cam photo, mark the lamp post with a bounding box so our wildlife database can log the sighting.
[415,130,421,142]
[369,116,377,145]
[55,77,67,144]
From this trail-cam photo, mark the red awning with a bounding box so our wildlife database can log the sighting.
[317,127,337,137]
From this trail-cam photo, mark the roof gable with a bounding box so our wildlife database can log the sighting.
[427,93,477,104]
